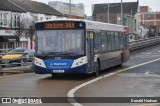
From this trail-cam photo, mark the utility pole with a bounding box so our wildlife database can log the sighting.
[69,0,71,18]
[121,0,123,25]
[108,2,110,23]
[105,3,118,23]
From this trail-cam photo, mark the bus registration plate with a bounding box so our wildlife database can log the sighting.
[53,70,64,73]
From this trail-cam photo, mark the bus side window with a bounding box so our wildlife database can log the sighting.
[94,32,102,52]
[123,33,129,49]
[123,33,128,49]
[107,32,111,51]
[111,32,115,50]
[126,34,129,49]
[115,32,119,50]
[119,32,123,49]
[102,31,107,51]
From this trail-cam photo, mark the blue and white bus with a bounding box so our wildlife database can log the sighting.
[34,19,129,76]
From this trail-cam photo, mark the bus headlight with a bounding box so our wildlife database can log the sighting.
[71,56,87,68]
[34,57,46,68]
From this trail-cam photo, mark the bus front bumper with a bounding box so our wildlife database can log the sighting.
[34,64,88,74]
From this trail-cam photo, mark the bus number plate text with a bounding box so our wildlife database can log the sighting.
[53,70,64,73]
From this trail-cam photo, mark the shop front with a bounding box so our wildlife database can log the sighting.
[0,35,20,50]
[0,30,20,51]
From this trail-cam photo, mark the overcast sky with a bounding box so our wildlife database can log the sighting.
[32,0,160,15]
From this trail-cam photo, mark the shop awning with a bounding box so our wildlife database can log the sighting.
[0,36,20,42]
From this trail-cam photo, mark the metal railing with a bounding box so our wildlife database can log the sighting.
[129,36,160,51]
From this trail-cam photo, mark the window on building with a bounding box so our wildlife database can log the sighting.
[12,14,20,28]
[144,14,154,20]
[46,16,51,20]
[117,14,122,25]
[31,15,38,22]
[0,13,7,27]
[40,17,43,20]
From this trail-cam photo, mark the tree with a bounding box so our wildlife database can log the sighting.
[27,21,35,49]
[14,15,35,49]
[14,16,27,38]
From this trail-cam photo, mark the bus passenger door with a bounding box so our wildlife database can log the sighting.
[87,31,95,73]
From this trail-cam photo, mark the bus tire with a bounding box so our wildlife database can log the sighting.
[120,54,124,67]
[94,60,100,76]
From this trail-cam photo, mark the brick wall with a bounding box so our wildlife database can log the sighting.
[95,13,119,24]
[140,6,149,12]
[156,21,160,26]
[140,13,160,26]
[156,14,160,20]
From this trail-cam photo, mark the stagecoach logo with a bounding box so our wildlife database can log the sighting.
[49,62,67,66]
[54,63,67,66]
[55,57,61,59]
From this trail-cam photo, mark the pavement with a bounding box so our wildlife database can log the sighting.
[0,62,34,74]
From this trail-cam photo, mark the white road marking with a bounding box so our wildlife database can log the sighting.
[67,58,160,106]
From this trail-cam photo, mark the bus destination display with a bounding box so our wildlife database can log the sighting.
[35,21,85,30]
[46,22,75,29]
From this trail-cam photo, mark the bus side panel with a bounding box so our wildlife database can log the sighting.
[98,51,122,70]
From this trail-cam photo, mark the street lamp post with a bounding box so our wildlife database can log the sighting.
[121,0,123,25]
[69,0,71,18]
[108,2,110,23]
[103,2,119,23]
[105,2,118,23]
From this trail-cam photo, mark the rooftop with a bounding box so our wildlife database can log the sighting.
[93,2,138,16]
[0,0,25,12]
[0,0,63,16]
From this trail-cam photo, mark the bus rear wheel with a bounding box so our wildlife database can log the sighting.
[120,54,124,67]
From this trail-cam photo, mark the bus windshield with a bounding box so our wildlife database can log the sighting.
[36,30,84,55]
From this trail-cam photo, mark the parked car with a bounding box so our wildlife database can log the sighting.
[1,48,34,67]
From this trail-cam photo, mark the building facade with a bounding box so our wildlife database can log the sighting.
[0,0,64,50]
[48,1,85,19]
[92,1,139,40]
[137,6,160,37]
